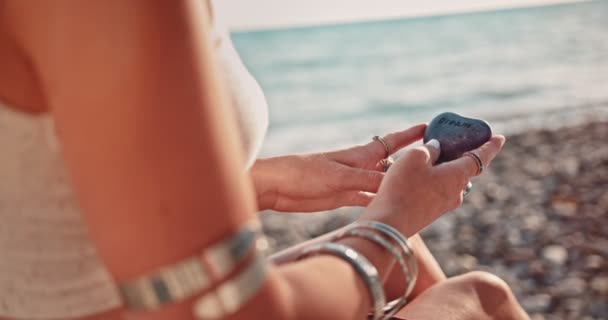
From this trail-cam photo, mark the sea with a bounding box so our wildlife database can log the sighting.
[231,1,608,156]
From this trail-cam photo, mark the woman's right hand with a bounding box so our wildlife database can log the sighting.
[361,135,506,237]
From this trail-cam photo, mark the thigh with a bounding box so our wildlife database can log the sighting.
[394,272,528,320]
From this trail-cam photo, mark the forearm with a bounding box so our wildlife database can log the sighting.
[272,230,445,306]
[275,239,396,320]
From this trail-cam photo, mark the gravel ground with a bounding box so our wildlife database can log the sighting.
[260,121,608,320]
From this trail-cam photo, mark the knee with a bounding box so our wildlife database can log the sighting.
[461,271,515,313]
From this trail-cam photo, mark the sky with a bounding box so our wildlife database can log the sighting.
[214,0,586,31]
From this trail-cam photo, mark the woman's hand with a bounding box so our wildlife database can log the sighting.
[250,124,427,212]
[362,135,506,237]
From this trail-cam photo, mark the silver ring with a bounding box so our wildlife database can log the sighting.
[464,181,473,196]
[378,157,394,172]
[373,136,391,159]
[463,152,484,175]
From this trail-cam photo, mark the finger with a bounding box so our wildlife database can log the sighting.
[423,139,441,165]
[442,135,506,178]
[399,138,441,166]
[336,191,375,207]
[366,123,427,160]
[336,168,384,193]
[274,191,375,212]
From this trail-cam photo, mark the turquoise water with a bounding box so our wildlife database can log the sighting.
[232,1,608,155]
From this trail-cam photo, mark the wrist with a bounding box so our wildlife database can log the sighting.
[361,202,419,238]
[334,236,396,283]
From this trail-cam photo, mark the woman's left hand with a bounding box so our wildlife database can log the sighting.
[250,123,427,212]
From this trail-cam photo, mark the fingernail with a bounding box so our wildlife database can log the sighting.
[426,139,440,151]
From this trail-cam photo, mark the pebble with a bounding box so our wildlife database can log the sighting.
[542,245,568,266]
[478,208,501,226]
[589,298,608,318]
[423,112,492,164]
[458,254,478,271]
[555,157,580,177]
[563,298,584,314]
[506,229,524,246]
[551,199,578,217]
[590,276,608,295]
[553,277,587,297]
[523,214,546,231]
[522,294,552,313]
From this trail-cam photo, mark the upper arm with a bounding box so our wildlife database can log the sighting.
[5,0,258,279]
[3,3,389,320]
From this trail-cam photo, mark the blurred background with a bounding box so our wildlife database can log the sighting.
[220,1,608,319]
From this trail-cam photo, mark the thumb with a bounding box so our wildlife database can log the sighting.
[423,139,441,165]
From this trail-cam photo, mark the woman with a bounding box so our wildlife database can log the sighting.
[0,1,529,319]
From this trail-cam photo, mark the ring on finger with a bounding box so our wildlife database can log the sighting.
[372,135,391,159]
[378,157,394,172]
[464,181,473,196]
[463,151,484,175]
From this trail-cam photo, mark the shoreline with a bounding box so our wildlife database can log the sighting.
[261,104,608,157]
[261,120,608,319]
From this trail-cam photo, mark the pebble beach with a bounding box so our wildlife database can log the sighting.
[260,121,608,319]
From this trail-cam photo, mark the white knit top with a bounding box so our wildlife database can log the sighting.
[0,5,268,318]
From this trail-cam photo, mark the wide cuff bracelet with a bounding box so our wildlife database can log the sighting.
[193,251,269,319]
[119,222,262,310]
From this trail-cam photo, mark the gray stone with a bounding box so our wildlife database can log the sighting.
[551,199,578,217]
[522,294,552,313]
[554,277,587,297]
[589,298,608,318]
[555,157,580,177]
[530,314,545,320]
[523,214,546,231]
[423,112,492,164]
[590,276,608,295]
[457,254,478,271]
[542,245,568,266]
[563,298,584,314]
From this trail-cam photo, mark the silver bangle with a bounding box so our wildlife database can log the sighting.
[119,222,262,310]
[350,221,418,315]
[193,251,269,319]
[297,242,386,320]
[333,227,410,319]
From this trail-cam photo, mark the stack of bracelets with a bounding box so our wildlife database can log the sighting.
[298,221,418,320]
[117,220,417,319]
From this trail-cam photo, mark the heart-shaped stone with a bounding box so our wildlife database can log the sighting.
[423,112,492,164]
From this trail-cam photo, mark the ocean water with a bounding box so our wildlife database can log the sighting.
[232,1,608,156]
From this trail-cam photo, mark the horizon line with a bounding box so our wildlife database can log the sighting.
[230,0,593,33]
